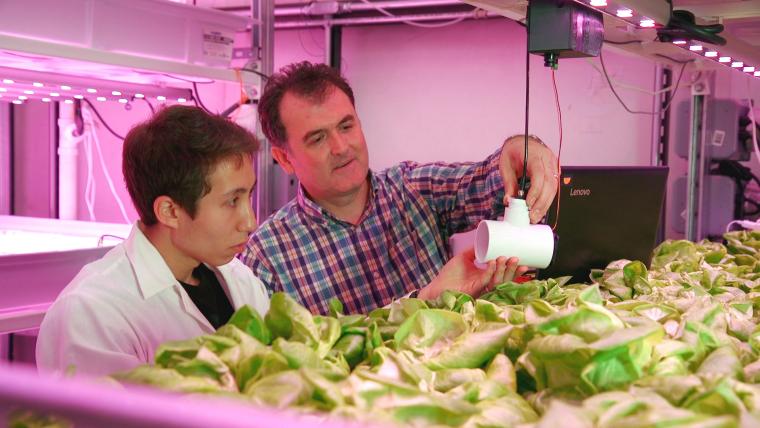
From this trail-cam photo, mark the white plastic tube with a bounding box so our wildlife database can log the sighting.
[474,198,555,269]
[57,103,85,220]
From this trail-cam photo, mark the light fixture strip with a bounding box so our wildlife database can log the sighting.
[573,0,667,29]
[669,42,759,80]
[574,0,759,81]
[0,66,192,104]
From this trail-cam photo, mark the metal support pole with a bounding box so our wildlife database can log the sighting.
[49,101,59,219]
[650,63,664,167]
[0,103,11,215]
[324,22,332,67]
[685,76,710,242]
[651,64,672,244]
[253,0,276,221]
[329,24,342,70]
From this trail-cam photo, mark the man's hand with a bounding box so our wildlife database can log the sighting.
[499,135,559,223]
[418,248,528,300]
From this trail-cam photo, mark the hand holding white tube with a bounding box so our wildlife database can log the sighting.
[418,248,528,300]
[475,198,555,269]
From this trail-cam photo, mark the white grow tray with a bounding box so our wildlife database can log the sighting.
[0,216,131,334]
[0,0,260,88]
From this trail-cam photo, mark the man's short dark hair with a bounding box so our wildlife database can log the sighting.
[258,61,355,148]
[122,105,259,226]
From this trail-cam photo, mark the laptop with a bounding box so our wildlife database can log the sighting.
[537,166,669,283]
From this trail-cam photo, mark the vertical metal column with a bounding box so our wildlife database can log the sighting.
[253,0,276,220]
[0,103,11,215]
[651,64,672,244]
[685,85,708,242]
[650,63,664,167]
[324,23,332,67]
[328,24,342,70]
[49,102,59,219]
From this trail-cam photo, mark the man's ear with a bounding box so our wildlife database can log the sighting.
[153,195,181,229]
[271,145,295,175]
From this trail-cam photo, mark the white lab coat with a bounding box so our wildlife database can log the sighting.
[36,224,270,378]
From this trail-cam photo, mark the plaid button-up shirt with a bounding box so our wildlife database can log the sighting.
[239,149,505,315]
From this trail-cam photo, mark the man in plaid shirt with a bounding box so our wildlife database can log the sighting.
[240,61,558,315]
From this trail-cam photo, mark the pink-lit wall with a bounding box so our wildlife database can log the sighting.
[277,19,658,170]
[69,82,242,223]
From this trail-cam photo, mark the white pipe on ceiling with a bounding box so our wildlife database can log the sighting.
[275,9,494,28]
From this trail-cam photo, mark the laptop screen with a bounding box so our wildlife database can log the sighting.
[537,166,669,283]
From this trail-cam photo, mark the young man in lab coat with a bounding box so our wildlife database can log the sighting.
[240,61,558,315]
[37,106,269,377]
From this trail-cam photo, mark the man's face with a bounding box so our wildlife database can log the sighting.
[273,86,369,205]
[173,155,257,267]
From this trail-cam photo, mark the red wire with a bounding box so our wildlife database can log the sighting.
[551,69,563,231]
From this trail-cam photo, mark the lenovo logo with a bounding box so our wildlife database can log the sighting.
[569,188,591,196]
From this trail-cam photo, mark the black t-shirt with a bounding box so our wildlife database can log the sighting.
[180,264,234,329]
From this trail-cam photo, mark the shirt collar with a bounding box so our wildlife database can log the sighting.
[123,223,185,300]
[295,172,379,227]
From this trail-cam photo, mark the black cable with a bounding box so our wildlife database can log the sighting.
[134,96,155,115]
[221,99,257,118]
[240,68,270,81]
[221,101,242,118]
[192,82,212,114]
[519,21,530,198]
[599,50,654,115]
[82,98,125,140]
[654,53,693,65]
[603,39,644,45]
[599,49,690,116]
